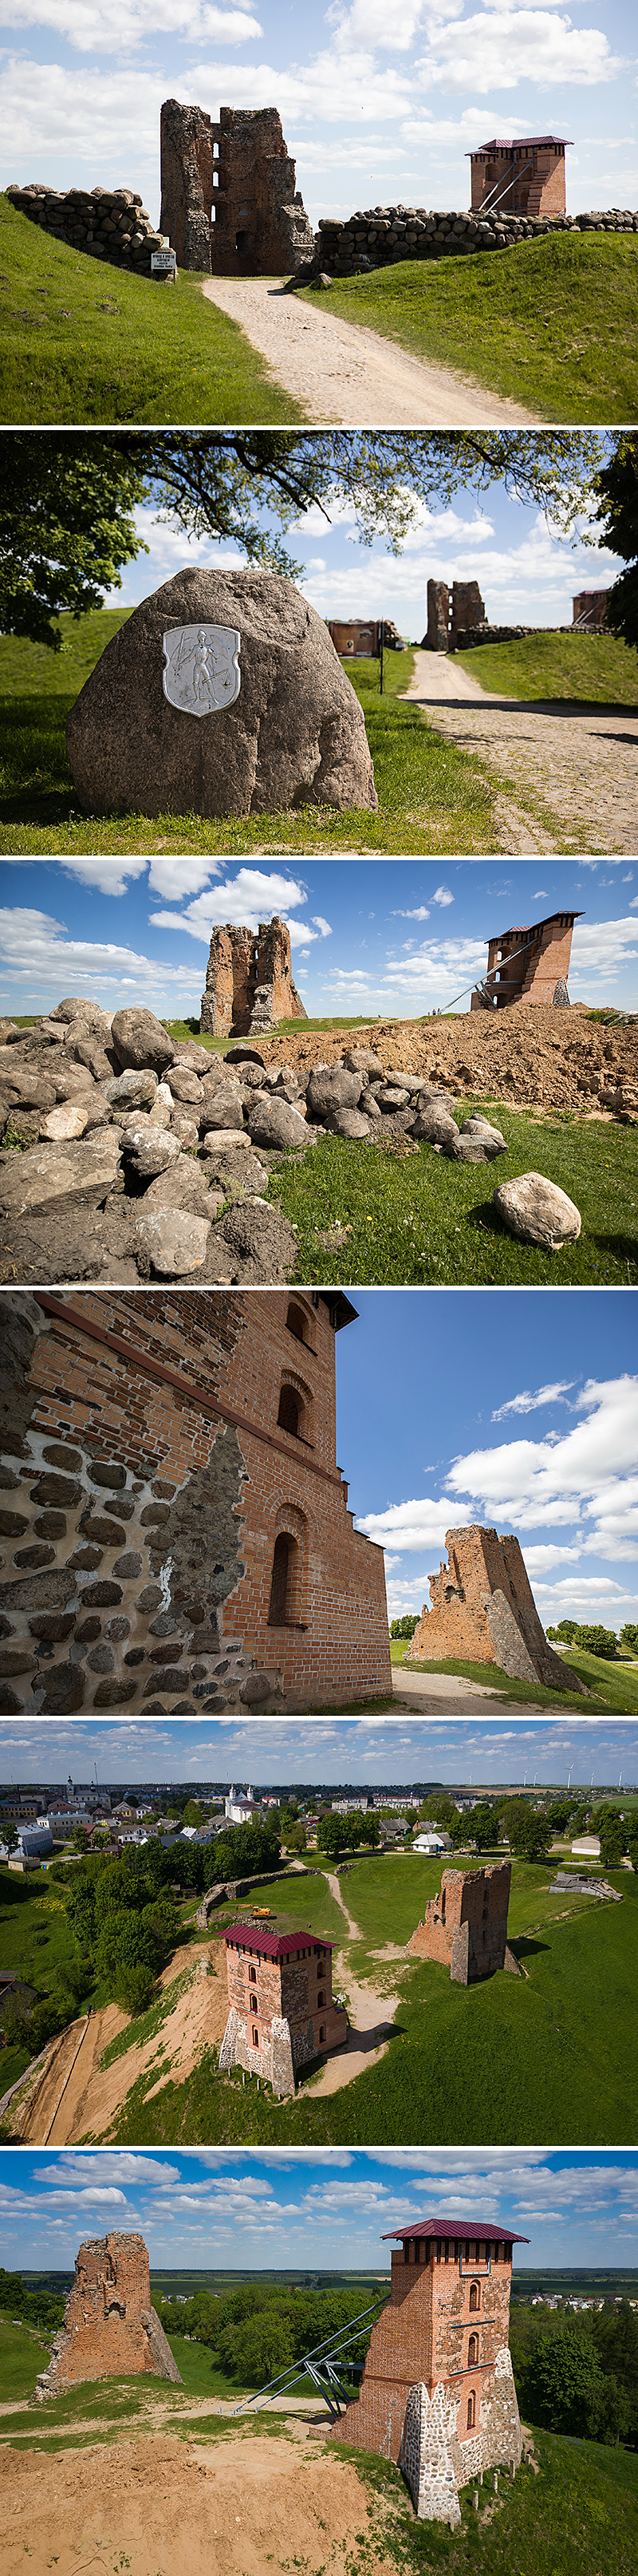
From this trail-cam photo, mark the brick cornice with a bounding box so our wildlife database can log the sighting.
[35,1294,343,1488]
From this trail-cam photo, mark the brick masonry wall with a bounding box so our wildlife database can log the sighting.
[407,1523,569,1691]
[36,2232,180,2396]
[0,1290,390,1715]
[485,917,575,1006]
[222,1933,347,2090]
[5,184,167,278]
[330,2245,522,2519]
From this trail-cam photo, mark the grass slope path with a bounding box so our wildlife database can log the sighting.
[201,276,541,425]
[401,651,638,854]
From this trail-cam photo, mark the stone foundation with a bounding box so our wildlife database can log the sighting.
[400,2349,522,2520]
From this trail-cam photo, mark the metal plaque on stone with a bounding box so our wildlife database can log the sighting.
[162,623,241,717]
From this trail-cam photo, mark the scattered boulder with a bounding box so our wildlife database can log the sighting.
[104,1068,158,1110]
[65,567,378,818]
[412,1103,459,1147]
[494,1172,581,1248]
[39,1104,90,1142]
[329,1107,372,1138]
[111,1009,175,1075]
[305,1066,363,1124]
[120,1120,183,1179]
[246,1096,312,1152]
[134,1210,211,1275]
[0,1130,121,1216]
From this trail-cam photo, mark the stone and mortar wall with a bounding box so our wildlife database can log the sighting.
[36,2232,180,2397]
[0,1289,390,1716]
[407,1524,573,1690]
[5,184,166,278]
[407,1863,514,1981]
[305,200,638,280]
[330,2244,522,2522]
[200,916,307,1037]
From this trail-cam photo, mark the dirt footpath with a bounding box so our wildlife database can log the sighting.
[202,275,540,426]
[0,2430,396,2576]
[261,1005,637,1117]
[402,650,638,853]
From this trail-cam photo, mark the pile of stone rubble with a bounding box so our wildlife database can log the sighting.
[6,183,167,279]
[0,1003,584,1285]
[290,200,638,282]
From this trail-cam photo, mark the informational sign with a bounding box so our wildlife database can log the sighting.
[152,248,176,276]
[162,624,242,717]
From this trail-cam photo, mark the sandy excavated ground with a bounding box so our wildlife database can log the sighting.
[201,275,540,427]
[11,1941,229,2145]
[261,1004,636,1116]
[0,2429,396,2576]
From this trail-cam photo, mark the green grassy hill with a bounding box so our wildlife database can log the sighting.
[105,1854,637,2147]
[301,230,638,421]
[0,196,305,424]
[455,632,638,704]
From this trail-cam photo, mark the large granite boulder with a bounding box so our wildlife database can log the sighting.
[65,570,378,818]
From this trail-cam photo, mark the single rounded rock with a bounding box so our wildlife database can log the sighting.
[305,1066,363,1124]
[104,1067,159,1109]
[329,1107,372,1137]
[246,1097,311,1151]
[65,567,378,819]
[110,1009,175,1075]
[494,1171,581,1248]
[134,1209,211,1274]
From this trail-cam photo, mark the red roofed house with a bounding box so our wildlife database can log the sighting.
[471,909,582,1009]
[329,2218,527,2523]
[468,137,571,219]
[219,1917,348,2095]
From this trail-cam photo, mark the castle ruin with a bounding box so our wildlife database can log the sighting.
[199,915,307,1037]
[329,2218,526,2521]
[35,2233,181,2398]
[160,101,314,275]
[407,1525,583,1690]
[408,1863,521,1983]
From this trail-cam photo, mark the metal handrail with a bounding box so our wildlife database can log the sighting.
[478,158,533,216]
[231,2294,389,2416]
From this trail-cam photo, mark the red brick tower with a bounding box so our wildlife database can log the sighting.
[329,2220,526,2523]
[469,137,571,218]
[219,1917,347,2092]
[471,911,582,1009]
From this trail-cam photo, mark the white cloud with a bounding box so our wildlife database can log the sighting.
[415,10,623,95]
[0,907,201,1012]
[146,860,219,901]
[358,1377,638,1570]
[312,916,333,938]
[393,907,431,921]
[148,871,309,941]
[570,916,638,989]
[5,1,262,45]
[492,1379,576,1421]
[61,859,148,899]
[432,884,455,907]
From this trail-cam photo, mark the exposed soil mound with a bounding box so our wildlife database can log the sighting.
[10,1938,229,2145]
[0,2428,395,2576]
[261,1006,637,1117]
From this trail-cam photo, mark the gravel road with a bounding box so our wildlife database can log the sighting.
[402,649,638,852]
[202,275,541,425]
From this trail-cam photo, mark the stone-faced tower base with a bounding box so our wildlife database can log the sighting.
[329,2218,526,2522]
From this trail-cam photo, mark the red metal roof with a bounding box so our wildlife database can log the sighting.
[486,911,582,942]
[382,2219,529,2244]
[222,1919,336,1962]
[470,136,573,152]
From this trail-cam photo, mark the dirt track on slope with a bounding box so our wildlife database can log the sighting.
[0,2430,396,2576]
[259,1004,637,1116]
[201,275,540,425]
[10,1942,228,2145]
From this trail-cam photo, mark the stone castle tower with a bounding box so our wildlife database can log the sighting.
[199,915,307,1037]
[407,1525,582,1690]
[35,2233,181,2398]
[329,2218,526,2522]
[160,101,314,275]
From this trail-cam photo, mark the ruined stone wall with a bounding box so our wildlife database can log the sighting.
[0,1290,390,1714]
[306,200,636,283]
[160,98,214,267]
[199,915,306,1037]
[36,2233,180,2396]
[160,100,313,275]
[407,1865,513,1981]
[330,2243,522,2518]
[6,183,166,279]
[407,1524,572,1690]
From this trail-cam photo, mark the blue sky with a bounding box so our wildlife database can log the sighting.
[96,472,622,646]
[0,3,636,226]
[2,2146,638,2271]
[2,859,638,1016]
[0,1713,636,1786]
